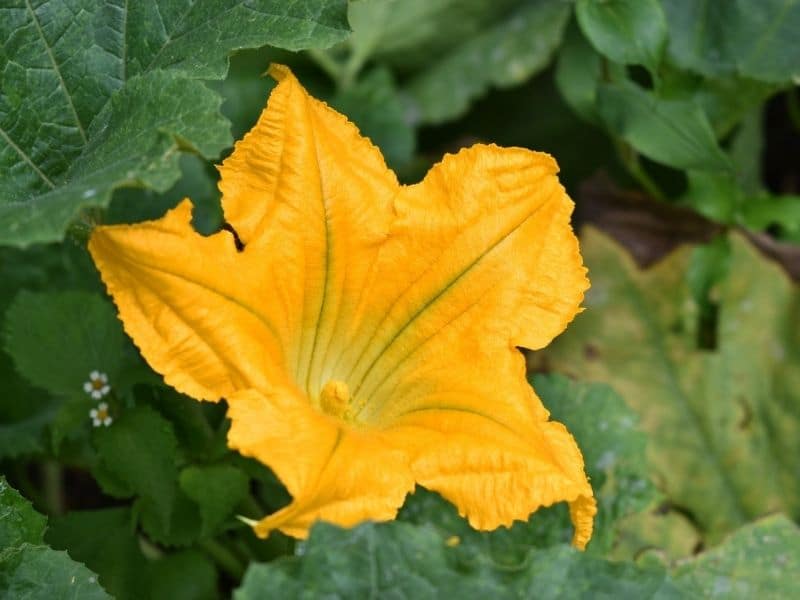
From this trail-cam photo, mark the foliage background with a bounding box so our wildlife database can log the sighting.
[1,0,799,597]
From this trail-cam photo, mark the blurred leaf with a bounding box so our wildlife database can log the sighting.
[148,550,218,600]
[135,386,226,461]
[4,291,123,397]
[0,0,349,246]
[403,0,571,124]
[331,68,414,168]
[610,509,702,563]
[179,464,248,537]
[683,171,743,223]
[234,521,686,599]
[46,508,147,600]
[596,80,732,172]
[0,477,110,599]
[555,22,606,125]
[139,489,204,548]
[538,228,800,545]
[663,0,800,84]
[673,515,800,598]
[92,407,178,532]
[346,0,519,71]
[531,374,658,556]
[740,194,800,238]
[575,0,667,72]
[0,477,46,549]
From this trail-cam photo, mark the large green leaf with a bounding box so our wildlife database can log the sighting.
[0,477,46,549]
[673,515,800,598]
[531,374,658,556]
[538,228,800,544]
[575,0,667,72]
[0,0,349,246]
[662,0,800,84]
[234,521,687,599]
[0,477,110,599]
[46,508,147,600]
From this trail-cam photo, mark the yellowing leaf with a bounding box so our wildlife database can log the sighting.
[538,228,800,544]
[89,66,594,548]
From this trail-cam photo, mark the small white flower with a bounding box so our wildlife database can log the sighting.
[83,371,110,399]
[89,402,113,427]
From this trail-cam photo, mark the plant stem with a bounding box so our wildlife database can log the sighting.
[197,538,247,581]
[615,139,666,201]
[238,493,264,519]
[41,460,65,516]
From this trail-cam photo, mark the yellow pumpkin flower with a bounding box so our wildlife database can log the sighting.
[88,65,596,548]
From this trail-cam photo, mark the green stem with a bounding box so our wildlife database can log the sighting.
[615,139,666,201]
[197,538,247,581]
[307,49,343,83]
[41,461,65,516]
[238,493,264,519]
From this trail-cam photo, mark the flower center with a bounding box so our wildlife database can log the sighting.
[92,380,104,390]
[319,380,351,419]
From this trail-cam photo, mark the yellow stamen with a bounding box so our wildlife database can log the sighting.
[319,380,351,419]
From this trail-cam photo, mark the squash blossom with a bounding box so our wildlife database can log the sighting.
[88,65,596,548]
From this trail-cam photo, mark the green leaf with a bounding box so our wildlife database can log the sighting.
[0,477,46,549]
[401,0,571,124]
[683,171,744,223]
[596,81,732,172]
[538,228,800,545]
[46,508,147,600]
[92,406,178,531]
[4,291,123,397]
[0,71,230,247]
[555,23,606,125]
[532,374,658,556]
[0,0,349,246]
[0,477,110,599]
[663,0,800,84]
[148,550,218,600]
[575,0,667,72]
[0,544,111,600]
[179,464,248,537]
[234,521,687,599]
[331,68,414,169]
[673,515,800,598]
[346,0,520,71]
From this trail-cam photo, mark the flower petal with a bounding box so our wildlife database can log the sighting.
[385,402,595,549]
[226,388,414,538]
[89,201,291,401]
[334,144,594,546]
[339,145,588,413]
[218,65,399,398]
